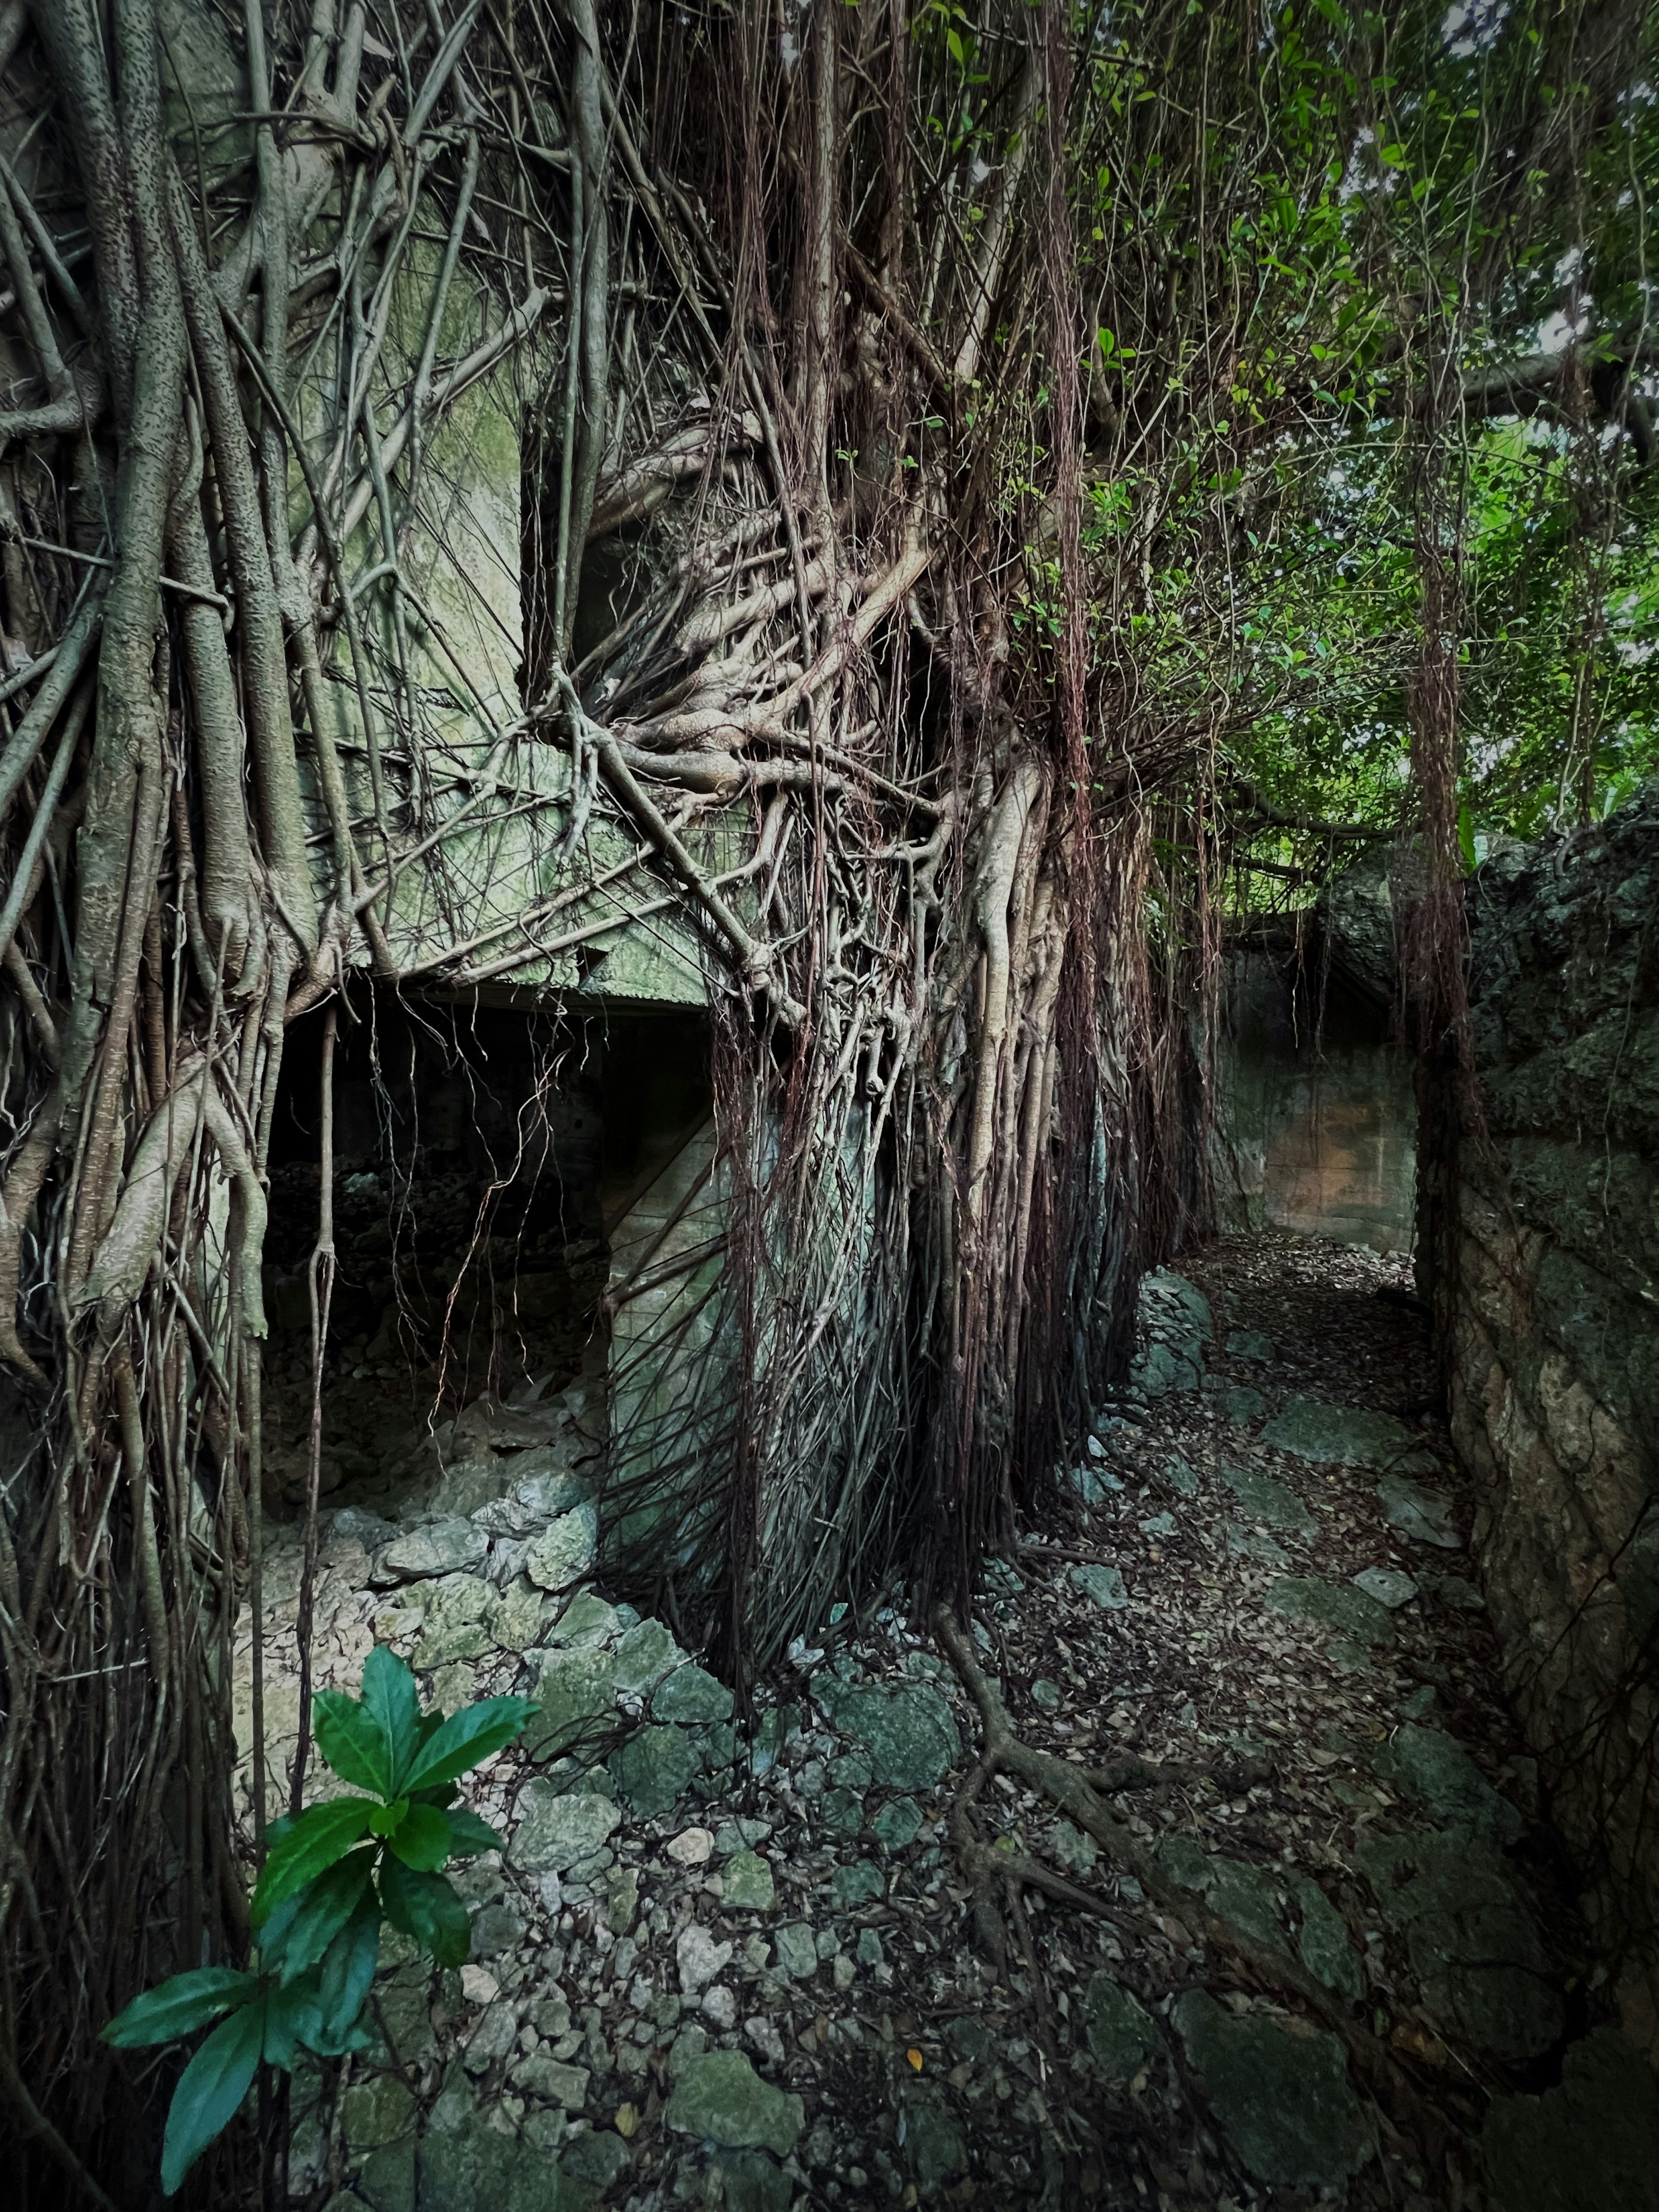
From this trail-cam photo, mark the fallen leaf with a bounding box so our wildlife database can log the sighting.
[615,2104,638,2139]
[906,2047,924,2071]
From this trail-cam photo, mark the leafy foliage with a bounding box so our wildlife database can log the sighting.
[100,1651,533,2193]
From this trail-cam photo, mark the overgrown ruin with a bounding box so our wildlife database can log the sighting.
[1,1,1658,2206]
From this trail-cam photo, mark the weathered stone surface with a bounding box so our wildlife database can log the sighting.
[1481,2028,1659,2212]
[1372,1723,1521,1842]
[1227,1328,1276,1362]
[1082,1972,1159,2077]
[541,1592,620,1647]
[830,1683,961,1791]
[831,1859,884,1907]
[1225,1521,1289,1567]
[609,1724,699,1818]
[1128,1268,1212,1396]
[773,1923,819,1979]
[1266,1574,1394,1646]
[343,2072,417,2148]
[722,1851,776,1909]
[525,1648,614,1759]
[652,1663,734,1724]
[1174,1991,1370,2188]
[508,1785,621,1874]
[1288,1872,1365,2001]
[903,2095,968,2192]
[1377,1473,1461,1549]
[1357,1828,1562,2060]
[611,1617,683,1692]
[1354,1564,1418,1608]
[417,2119,596,2210]
[379,1520,489,1583]
[524,1506,598,1592]
[1262,1396,1437,1471]
[1070,1562,1129,1611]
[702,2152,790,2212]
[873,1797,923,1853]
[664,2050,804,2156]
[510,2053,589,2109]
[676,1923,733,1993]
[1221,1465,1315,1534]
[412,1574,496,1667]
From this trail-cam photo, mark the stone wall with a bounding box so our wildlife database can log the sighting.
[1212,927,1417,1254]
[1449,783,1659,2033]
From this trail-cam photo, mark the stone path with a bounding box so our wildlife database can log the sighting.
[248,1233,1659,2212]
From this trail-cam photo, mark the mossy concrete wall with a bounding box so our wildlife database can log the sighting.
[1212,938,1417,1255]
[1450,784,1659,2041]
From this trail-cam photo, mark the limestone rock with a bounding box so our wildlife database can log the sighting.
[830,1682,962,1790]
[702,2151,791,2212]
[510,2052,589,2109]
[610,1723,699,1818]
[1377,1472,1462,1549]
[1262,1396,1438,1471]
[873,1798,922,1853]
[1174,1990,1370,2188]
[525,1648,615,1761]
[832,1859,884,1907]
[343,2072,416,2149]
[611,1617,683,1693]
[664,2050,805,2157]
[1082,1972,1159,2078]
[676,1922,734,1994]
[412,1574,497,1668]
[1266,1574,1394,1646]
[652,1663,734,1724]
[1226,1328,1276,1362]
[1354,1564,1418,1608]
[1371,1723,1521,1843]
[1226,1522,1289,1568]
[1357,1828,1562,2060]
[508,1785,621,1875]
[1288,1872,1365,2002]
[773,1922,819,1979]
[1069,1562,1129,1611]
[378,1519,488,1583]
[903,2095,967,2193]
[722,1851,776,1910]
[542,1592,620,1646]
[1221,1465,1315,1534]
[524,1506,598,1592]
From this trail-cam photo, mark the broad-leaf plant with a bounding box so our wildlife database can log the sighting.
[102,1648,535,2193]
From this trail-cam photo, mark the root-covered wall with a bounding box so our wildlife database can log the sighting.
[1450,784,1659,2028]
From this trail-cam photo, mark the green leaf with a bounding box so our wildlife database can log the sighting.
[262,1974,324,2070]
[378,1855,471,1969]
[252,1798,375,1926]
[387,1803,452,1872]
[312,1689,394,1796]
[262,1850,373,1985]
[367,1797,409,1838]
[160,1999,264,2194]
[360,1646,422,1792]
[399,1697,537,1797]
[102,1969,260,2049]
[312,1894,383,2052]
[443,1808,503,1859]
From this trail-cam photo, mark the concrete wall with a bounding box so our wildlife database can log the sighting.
[1212,934,1417,1254]
[1447,785,1659,2039]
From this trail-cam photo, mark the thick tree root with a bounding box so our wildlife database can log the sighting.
[933,1604,1449,2158]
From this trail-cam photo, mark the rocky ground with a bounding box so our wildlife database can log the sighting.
[246,1231,1659,2212]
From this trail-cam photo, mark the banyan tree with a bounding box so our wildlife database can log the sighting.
[0,0,1649,2196]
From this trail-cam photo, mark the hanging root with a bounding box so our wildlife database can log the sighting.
[933,1605,1448,2157]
